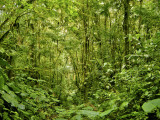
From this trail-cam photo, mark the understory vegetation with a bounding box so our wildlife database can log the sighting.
[0,0,160,120]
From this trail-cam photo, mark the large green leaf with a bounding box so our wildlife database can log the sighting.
[2,85,25,109]
[142,102,155,113]
[3,85,19,99]
[142,98,160,113]
[77,110,99,118]
[2,92,19,107]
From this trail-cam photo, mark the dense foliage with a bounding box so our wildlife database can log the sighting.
[0,0,160,119]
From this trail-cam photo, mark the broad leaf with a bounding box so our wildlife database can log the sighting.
[2,92,19,107]
[142,102,155,113]
[142,98,160,113]
[77,110,99,118]
[1,91,25,110]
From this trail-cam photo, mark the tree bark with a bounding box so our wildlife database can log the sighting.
[123,0,130,68]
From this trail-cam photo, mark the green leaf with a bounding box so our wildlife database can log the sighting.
[2,85,11,93]
[2,92,19,107]
[0,47,5,53]
[119,102,129,110]
[21,92,28,97]
[30,93,37,98]
[150,99,160,108]
[38,95,46,102]
[52,98,60,102]
[142,102,155,113]
[77,110,99,118]
[100,108,113,117]
[18,104,25,110]
[75,114,82,120]
[71,114,82,120]
[55,107,66,113]
[142,98,160,113]
[1,91,25,110]
[7,82,21,92]
[3,86,18,99]
[37,79,46,82]
[27,77,37,81]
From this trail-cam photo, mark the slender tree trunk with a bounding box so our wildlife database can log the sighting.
[123,0,130,68]
[82,0,90,102]
[138,0,143,47]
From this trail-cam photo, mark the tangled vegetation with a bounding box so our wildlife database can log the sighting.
[0,0,160,120]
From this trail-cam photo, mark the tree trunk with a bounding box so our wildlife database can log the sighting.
[82,0,90,102]
[138,0,143,47]
[123,0,130,68]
